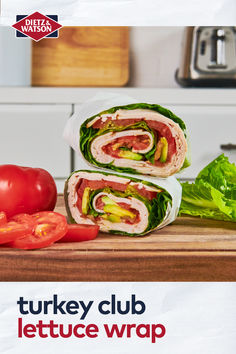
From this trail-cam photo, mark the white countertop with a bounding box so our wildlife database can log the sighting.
[0,87,236,105]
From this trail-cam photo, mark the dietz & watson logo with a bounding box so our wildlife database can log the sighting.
[12,12,62,41]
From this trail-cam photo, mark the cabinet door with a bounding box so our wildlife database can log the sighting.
[0,104,72,180]
[163,104,236,179]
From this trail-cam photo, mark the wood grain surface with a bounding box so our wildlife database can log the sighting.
[32,27,129,87]
[0,196,235,282]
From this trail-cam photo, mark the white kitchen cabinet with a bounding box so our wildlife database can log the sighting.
[164,105,236,179]
[0,104,72,191]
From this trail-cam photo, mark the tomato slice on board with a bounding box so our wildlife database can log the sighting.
[57,224,99,243]
[0,212,7,226]
[10,213,36,229]
[0,220,32,245]
[9,211,68,250]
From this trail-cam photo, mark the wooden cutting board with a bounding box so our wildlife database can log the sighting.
[0,195,236,282]
[32,27,129,87]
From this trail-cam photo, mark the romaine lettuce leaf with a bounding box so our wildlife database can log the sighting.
[196,154,236,199]
[179,155,236,222]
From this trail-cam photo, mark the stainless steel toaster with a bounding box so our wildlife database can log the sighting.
[176,26,236,87]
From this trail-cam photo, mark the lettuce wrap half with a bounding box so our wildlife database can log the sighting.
[64,170,181,236]
[79,103,190,178]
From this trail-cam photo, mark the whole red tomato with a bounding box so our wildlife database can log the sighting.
[0,165,57,217]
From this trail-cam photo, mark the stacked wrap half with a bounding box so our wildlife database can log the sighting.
[80,103,190,177]
[64,94,190,236]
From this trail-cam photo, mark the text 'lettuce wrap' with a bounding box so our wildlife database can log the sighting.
[79,103,190,177]
[64,170,182,236]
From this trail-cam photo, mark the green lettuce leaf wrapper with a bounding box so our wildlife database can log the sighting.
[64,169,173,236]
[179,154,236,222]
[80,103,190,175]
